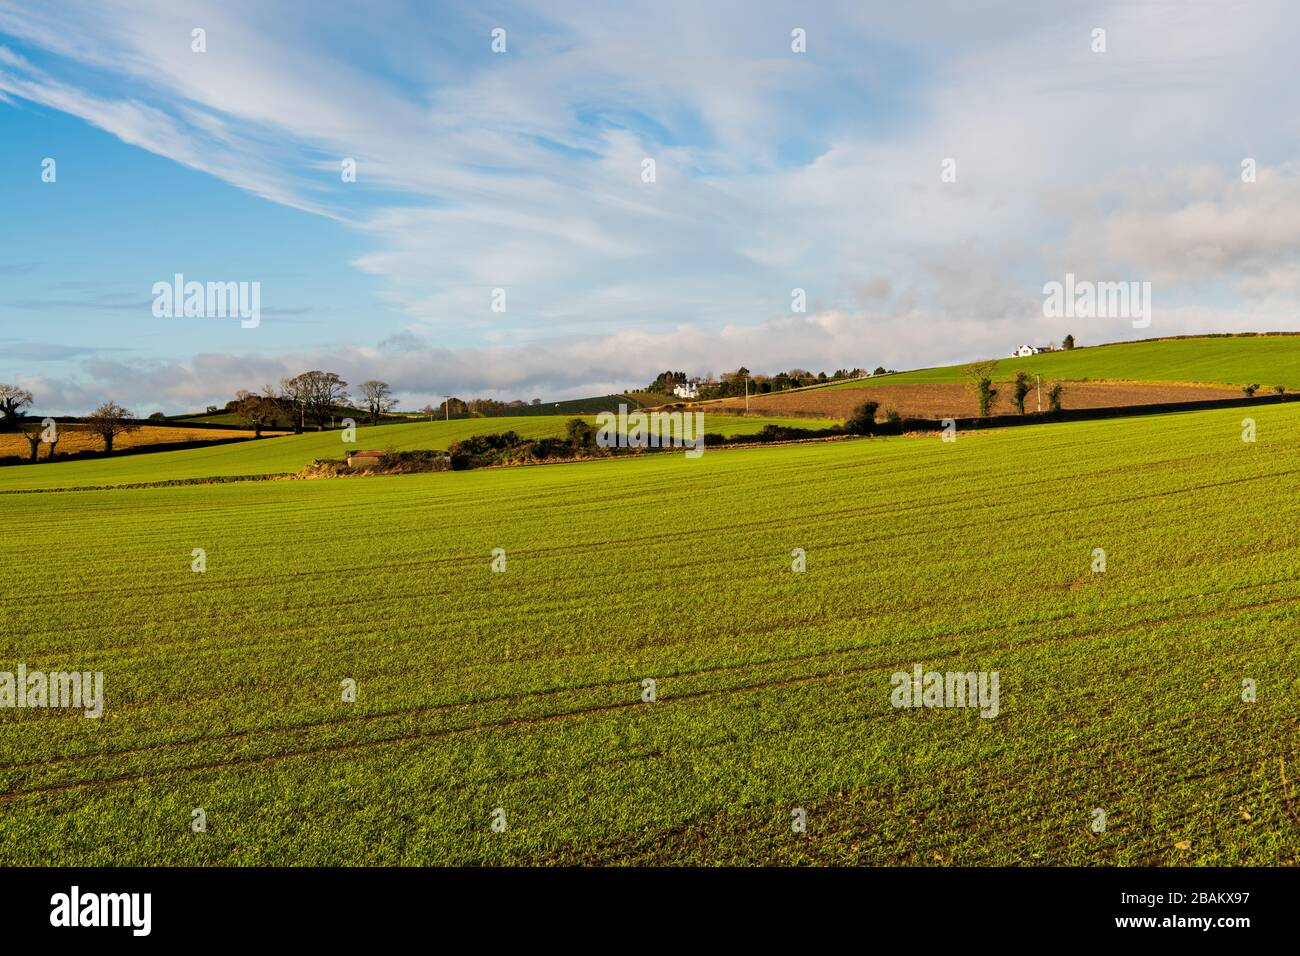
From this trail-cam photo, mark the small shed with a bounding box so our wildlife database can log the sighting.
[347,450,386,469]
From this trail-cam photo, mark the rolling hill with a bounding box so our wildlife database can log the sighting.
[820,334,1300,389]
[695,335,1300,420]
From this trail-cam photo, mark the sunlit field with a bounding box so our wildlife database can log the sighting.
[1,403,1295,864]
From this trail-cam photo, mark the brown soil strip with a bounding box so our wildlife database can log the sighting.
[705,381,1242,420]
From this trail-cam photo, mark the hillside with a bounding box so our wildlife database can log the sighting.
[477,393,657,416]
[695,335,1298,420]
[821,334,1300,389]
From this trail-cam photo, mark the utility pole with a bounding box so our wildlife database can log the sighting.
[745,375,750,414]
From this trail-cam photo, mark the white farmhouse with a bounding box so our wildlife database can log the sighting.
[672,381,699,399]
[1013,344,1041,357]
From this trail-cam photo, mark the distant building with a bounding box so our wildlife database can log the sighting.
[672,381,699,399]
[1013,345,1042,357]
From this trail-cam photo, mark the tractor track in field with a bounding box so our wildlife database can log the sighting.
[4,585,1298,800]
[0,664,914,801]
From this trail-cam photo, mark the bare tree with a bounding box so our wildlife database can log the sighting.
[278,376,309,434]
[21,417,60,459]
[84,401,137,453]
[17,421,44,461]
[418,404,437,421]
[0,384,34,431]
[357,380,397,424]
[258,382,291,432]
[284,371,349,430]
[233,389,277,438]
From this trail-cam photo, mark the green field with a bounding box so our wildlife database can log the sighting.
[0,414,837,492]
[818,335,1300,389]
[0,402,1295,864]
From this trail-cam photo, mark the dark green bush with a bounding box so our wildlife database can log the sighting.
[843,401,879,435]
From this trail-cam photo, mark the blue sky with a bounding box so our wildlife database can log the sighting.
[3,1,1300,413]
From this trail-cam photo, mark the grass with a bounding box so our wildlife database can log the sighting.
[0,402,1296,864]
[0,414,840,491]
[817,334,1300,390]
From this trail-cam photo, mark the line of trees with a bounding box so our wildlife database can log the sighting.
[2,371,400,460]
[229,373,401,434]
[3,373,414,452]
[1,383,142,459]
[964,363,1064,417]
[650,365,891,401]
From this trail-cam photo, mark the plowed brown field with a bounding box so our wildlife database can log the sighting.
[701,381,1243,420]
